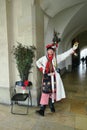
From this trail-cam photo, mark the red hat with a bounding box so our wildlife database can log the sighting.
[46,43,58,51]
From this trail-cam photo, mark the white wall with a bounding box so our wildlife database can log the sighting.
[0,0,42,105]
[7,0,34,84]
[0,0,10,104]
[6,0,39,105]
[6,0,44,105]
[0,0,9,88]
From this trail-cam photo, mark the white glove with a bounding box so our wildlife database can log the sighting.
[73,42,79,51]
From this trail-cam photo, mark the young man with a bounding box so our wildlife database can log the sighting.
[36,42,78,116]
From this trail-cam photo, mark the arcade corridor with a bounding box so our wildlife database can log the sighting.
[0,63,87,130]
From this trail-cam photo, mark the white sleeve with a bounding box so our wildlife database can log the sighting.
[36,56,45,69]
[57,48,74,63]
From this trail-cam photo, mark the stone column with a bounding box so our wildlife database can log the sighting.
[32,0,44,105]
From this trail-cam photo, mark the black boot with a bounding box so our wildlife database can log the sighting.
[49,98,55,112]
[36,105,46,116]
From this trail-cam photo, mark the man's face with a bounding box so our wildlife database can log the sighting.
[47,49,54,55]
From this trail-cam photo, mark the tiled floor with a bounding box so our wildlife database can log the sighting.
[0,63,87,130]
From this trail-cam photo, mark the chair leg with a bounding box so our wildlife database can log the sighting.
[26,96,29,114]
[11,100,29,115]
[29,90,32,106]
[11,101,14,114]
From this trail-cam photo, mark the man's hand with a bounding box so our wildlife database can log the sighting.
[73,42,79,51]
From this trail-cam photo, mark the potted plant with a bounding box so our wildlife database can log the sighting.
[12,42,36,86]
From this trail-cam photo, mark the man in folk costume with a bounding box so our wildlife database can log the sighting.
[36,39,78,116]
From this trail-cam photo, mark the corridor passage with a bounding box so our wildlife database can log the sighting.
[0,63,87,130]
[63,62,87,100]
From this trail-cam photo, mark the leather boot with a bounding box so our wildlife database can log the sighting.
[49,98,55,112]
[36,105,46,116]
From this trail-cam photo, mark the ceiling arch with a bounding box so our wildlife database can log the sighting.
[40,0,87,51]
[40,0,87,18]
[62,2,87,39]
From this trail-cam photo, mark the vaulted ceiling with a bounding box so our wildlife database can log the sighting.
[40,0,87,18]
[40,0,87,49]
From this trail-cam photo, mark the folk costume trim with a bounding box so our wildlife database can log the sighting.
[45,54,54,74]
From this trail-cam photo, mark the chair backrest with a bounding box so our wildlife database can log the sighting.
[15,81,32,86]
[15,81,32,94]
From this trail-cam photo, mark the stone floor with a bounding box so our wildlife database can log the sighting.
[0,63,87,130]
[0,98,87,130]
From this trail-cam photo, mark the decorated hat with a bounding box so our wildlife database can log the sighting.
[46,43,58,51]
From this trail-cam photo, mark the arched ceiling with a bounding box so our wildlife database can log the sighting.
[62,2,87,39]
[40,0,87,18]
[40,0,87,49]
